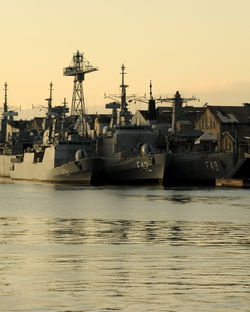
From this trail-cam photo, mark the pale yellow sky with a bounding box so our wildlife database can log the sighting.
[1,0,250,117]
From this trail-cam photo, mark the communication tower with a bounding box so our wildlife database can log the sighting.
[63,51,98,133]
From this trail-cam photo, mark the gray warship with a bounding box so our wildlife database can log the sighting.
[162,92,237,185]
[9,106,100,184]
[93,65,165,184]
[9,138,100,184]
[1,52,102,184]
[0,82,28,178]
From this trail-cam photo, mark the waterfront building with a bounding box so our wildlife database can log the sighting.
[195,104,250,155]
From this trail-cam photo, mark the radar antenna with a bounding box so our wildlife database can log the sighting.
[3,82,8,115]
[1,82,8,142]
[105,64,136,125]
[63,51,98,133]
[1,83,18,142]
[120,64,128,112]
[157,91,197,135]
[45,82,53,114]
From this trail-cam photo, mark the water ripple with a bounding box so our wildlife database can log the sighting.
[0,185,249,312]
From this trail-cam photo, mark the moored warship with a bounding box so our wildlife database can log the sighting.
[1,52,102,184]
[94,65,165,184]
[0,82,28,178]
[8,100,100,183]
[162,92,237,185]
[164,150,236,185]
[96,124,165,184]
[9,135,100,184]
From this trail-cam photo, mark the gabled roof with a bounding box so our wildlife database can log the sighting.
[94,114,112,123]
[138,110,149,120]
[7,119,31,130]
[208,105,250,124]
[195,133,217,144]
[178,129,203,138]
[136,105,203,124]
[222,131,235,142]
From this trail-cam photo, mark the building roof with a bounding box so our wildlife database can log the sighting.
[208,105,250,124]
[94,114,112,123]
[138,110,149,121]
[222,131,235,142]
[136,105,203,124]
[7,119,31,130]
[195,133,217,144]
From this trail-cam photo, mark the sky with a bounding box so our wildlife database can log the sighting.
[1,0,250,118]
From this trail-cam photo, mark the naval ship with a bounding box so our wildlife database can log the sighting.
[1,78,100,184]
[94,65,165,184]
[0,82,27,178]
[161,92,236,185]
[9,134,100,184]
[0,52,106,184]
[8,106,100,184]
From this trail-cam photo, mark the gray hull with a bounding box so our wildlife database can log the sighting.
[164,152,236,185]
[10,157,102,184]
[0,155,12,177]
[95,153,165,184]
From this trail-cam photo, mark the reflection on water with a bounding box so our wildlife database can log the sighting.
[125,193,192,203]
[0,181,249,311]
[1,216,250,250]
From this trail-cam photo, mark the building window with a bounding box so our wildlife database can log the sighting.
[225,137,228,150]
[205,115,209,129]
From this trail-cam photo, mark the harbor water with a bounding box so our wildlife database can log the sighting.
[0,178,249,312]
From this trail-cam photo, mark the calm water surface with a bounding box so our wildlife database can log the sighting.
[0,178,249,312]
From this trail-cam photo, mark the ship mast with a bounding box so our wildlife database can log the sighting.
[149,80,153,100]
[45,82,53,114]
[120,64,128,113]
[158,91,197,135]
[3,82,8,115]
[148,81,156,120]
[105,64,135,125]
[1,82,8,143]
[63,51,98,134]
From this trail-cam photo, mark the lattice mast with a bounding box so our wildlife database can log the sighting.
[63,51,98,132]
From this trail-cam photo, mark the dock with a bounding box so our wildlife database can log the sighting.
[216,178,250,188]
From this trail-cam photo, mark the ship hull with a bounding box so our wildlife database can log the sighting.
[0,155,12,177]
[94,153,165,184]
[164,152,236,186]
[9,157,103,184]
